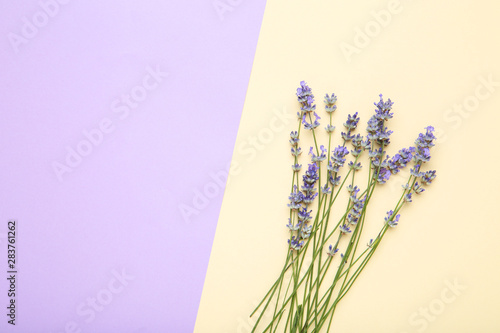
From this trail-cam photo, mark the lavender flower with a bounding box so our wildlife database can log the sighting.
[288,236,304,251]
[299,225,313,239]
[348,161,362,171]
[327,244,339,257]
[368,147,384,160]
[360,138,371,150]
[385,210,400,228]
[414,126,436,164]
[413,182,425,194]
[328,174,341,186]
[320,185,331,194]
[387,147,416,175]
[288,185,304,210]
[303,194,318,204]
[415,126,436,149]
[324,93,337,113]
[376,168,391,184]
[410,164,424,177]
[298,207,313,223]
[286,219,300,231]
[347,194,366,225]
[291,147,302,156]
[339,224,352,234]
[328,146,350,173]
[325,124,335,133]
[376,127,393,146]
[341,112,360,141]
[289,131,299,146]
[371,154,389,169]
[347,185,359,197]
[374,94,394,121]
[366,115,380,141]
[301,96,316,113]
[291,164,302,172]
[303,112,321,130]
[309,145,327,163]
[366,94,395,146]
[343,112,360,131]
[414,147,431,164]
[302,163,319,203]
[351,134,366,157]
[296,81,312,102]
[371,154,392,184]
[421,170,437,185]
[296,81,316,116]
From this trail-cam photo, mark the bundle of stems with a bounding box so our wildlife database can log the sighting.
[250,82,437,333]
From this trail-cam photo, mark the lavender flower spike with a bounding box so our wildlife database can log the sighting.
[288,236,304,251]
[385,210,400,228]
[298,207,312,223]
[328,146,349,173]
[286,219,300,231]
[339,224,352,234]
[303,112,321,130]
[301,163,319,204]
[297,81,316,116]
[414,126,436,164]
[327,245,339,257]
[387,147,416,175]
[341,112,360,141]
[421,170,437,185]
[287,185,304,210]
[289,131,299,146]
[374,94,394,121]
[324,93,338,113]
[309,145,327,163]
[366,94,395,146]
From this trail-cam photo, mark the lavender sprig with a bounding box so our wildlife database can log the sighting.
[252,84,438,333]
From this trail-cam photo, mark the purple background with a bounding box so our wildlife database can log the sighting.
[0,1,266,332]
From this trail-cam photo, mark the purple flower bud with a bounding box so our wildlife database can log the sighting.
[339,224,352,234]
[374,94,394,121]
[328,146,350,172]
[287,185,304,210]
[309,145,327,162]
[301,163,319,199]
[388,147,416,174]
[385,210,400,227]
[298,207,313,223]
[325,124,335,133]
[376,168,391,184]
[288,236,304,251]
[286,219,301,231]
[289,131,300,146]
[302,112,321,130]
[421,170,436,185]
[413,182,425,194]
[327,245,339,257]
[324,93,338,113]
[414,126,436,163]
[291,147,302,156]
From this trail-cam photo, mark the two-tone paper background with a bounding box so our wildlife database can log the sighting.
[1,1,499,332]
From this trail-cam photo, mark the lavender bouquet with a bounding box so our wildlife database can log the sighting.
[250,81,437,332]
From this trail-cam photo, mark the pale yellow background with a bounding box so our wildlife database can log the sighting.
[195,1,500,332]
